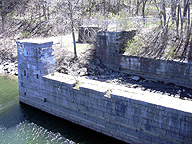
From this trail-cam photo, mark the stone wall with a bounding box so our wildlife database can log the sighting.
[96,31,192,88]
[96,31,136,71]
[17,41,192,144]
[17,40,55,103]
[120,56,192,88]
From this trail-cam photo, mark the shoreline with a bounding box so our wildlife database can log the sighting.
[0,60,18,76]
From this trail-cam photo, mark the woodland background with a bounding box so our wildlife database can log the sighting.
[0,0,192,62]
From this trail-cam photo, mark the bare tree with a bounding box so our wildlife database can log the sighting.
[67,0,80,59]
[135,0,141,15]
[142,0,148,24]
[162,0,166,26]
[171,0,176,22]
[0,0,6,32]
[154,0,163,26]
[181,0,191,60]
[103,0,106,17]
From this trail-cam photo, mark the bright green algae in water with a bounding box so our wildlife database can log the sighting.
[0,75,126,144]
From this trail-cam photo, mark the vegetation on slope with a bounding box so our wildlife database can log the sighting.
[0,0,192,62]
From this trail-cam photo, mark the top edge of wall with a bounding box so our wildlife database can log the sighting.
[16,39,53,45]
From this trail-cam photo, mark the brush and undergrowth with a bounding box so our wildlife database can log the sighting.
[0,0,192,100]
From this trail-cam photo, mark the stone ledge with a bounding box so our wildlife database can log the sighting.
[44,72,192,114]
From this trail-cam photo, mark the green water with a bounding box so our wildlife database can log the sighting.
[0,75,125,144]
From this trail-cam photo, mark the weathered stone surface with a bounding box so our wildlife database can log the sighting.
[120,56,192,88]
[131,76,140,81]
[97,67,104,74]
[89,63,96,70]
[96,31,136,71]
[17,40,192,144]
[96,31,192,88]
[79,68,87,76]
[95,58,100,65]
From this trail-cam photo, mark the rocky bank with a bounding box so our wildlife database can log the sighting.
[0,60,18,76]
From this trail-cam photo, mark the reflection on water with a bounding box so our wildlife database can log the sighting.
[0,75,126,144]
[0,120,73,144]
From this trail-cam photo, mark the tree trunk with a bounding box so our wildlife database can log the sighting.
[43,2,47,22]
[176,4,180,36]
[183,0,187,19]
[47,6,49,21]
[162,0,166,26]
[180,4,183,37]
[1,0,5,31]
[187,0,192,61]
[68,1,77,59]
[187,0,190,26]
[71,22,77,59]
[103,0,106,17]
[171,0,176,22]
[88,0,91,17]
[136,0,140,15]
[117,0,120,12]
[142,0,147,24]
[38,4,41,23]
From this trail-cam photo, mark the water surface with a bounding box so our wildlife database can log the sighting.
[0,75,125,144]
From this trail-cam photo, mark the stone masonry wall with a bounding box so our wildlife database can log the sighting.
[17,41,192,144]
[120,55,192,88]
[96,31,192,88]
[96,31,136,71]
[17,40,55,103]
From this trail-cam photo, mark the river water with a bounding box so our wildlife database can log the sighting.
[0,75,126,144]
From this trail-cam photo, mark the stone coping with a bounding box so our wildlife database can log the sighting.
[121,55,190,64]
[44,72,192,114]
[17,39,53,44]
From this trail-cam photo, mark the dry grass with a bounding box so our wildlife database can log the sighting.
[36,33,94,58]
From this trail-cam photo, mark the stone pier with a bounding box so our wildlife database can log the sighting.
[17,40,192,144]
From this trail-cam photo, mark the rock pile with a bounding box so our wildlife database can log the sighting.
[56,54,192,101]
[0,60,18,76]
